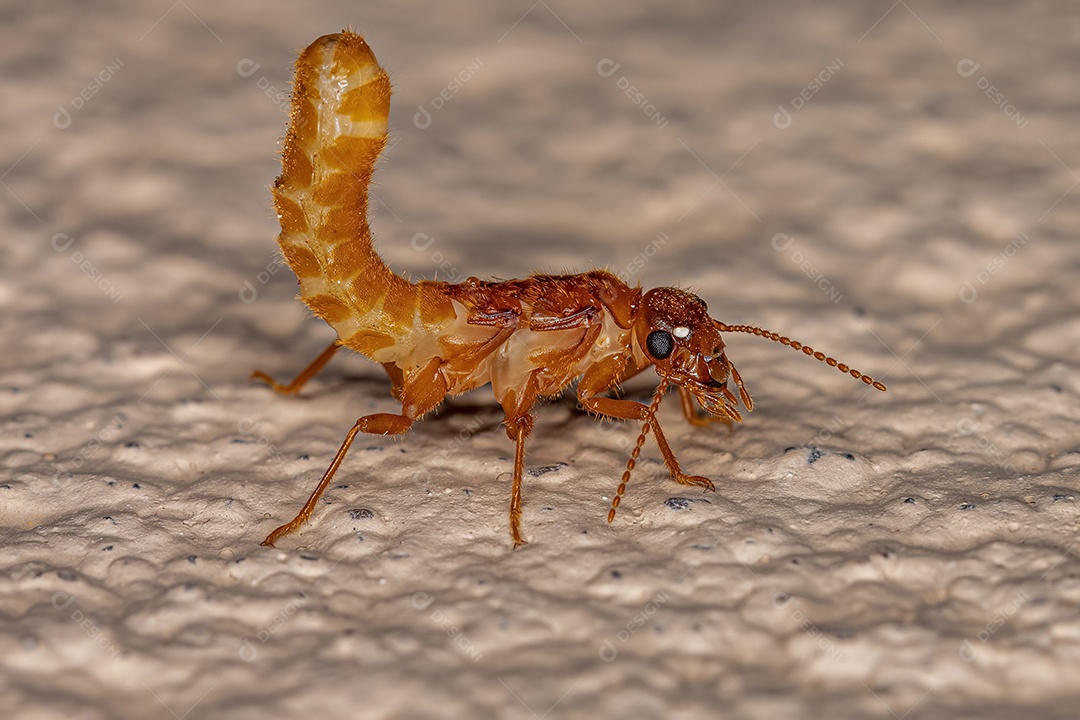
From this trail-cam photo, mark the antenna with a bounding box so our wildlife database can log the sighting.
[715,323,887,392]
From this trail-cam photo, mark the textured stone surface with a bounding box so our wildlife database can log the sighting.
[3,1,1079,718]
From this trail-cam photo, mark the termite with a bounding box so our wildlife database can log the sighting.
[252,31,886,548]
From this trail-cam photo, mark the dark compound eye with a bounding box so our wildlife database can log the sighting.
[646,330,675,360]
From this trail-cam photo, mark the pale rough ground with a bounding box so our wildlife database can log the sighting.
[2,1,1079,718]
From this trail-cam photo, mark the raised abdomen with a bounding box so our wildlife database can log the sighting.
[272,32,454,363]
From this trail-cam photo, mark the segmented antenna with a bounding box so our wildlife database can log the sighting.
[608,378,669,524]
[715,323,886,391]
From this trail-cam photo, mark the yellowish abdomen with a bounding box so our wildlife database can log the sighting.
[272,31,454,363]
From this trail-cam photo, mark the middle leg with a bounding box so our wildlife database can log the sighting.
[500,369,542,548]
[505,414,534,548]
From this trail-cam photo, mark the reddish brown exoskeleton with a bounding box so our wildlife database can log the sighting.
[253,31,886,548]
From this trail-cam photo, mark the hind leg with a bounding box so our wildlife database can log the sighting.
[251,342,341,395]
[261,356,449,546]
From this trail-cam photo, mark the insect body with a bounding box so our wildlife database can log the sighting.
[254,31,885,548]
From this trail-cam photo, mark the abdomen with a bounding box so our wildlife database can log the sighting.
[272,32,455,364]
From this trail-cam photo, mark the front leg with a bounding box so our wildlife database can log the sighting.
[678,385,734,430]
[577,358,715,521]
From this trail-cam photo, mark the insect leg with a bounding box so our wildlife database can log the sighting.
[261,356,449,547]
[251,342,341,395]
[506,414,534,549]
[260,410,412,547]
[382,362,405,400]
[499,368,543,548]
[677,386,733,429]
[578,357,715,522]
[646,413,715,491]
[577,356,653,423]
